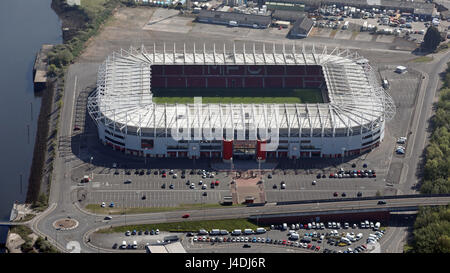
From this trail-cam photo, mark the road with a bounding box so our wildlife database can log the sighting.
[20,30,450,253]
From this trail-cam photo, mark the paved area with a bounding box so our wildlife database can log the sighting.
[90,219,390,253]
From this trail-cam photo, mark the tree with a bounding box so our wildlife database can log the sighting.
[422,26,442,52]
[47,64,59,77]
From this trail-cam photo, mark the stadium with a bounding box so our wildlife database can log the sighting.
[87,44,395,162]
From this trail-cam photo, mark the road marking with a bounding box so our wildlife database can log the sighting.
[66,241,81,253]
[69,75,78,134]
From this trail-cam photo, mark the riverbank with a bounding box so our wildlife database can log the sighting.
[24,0,125,209]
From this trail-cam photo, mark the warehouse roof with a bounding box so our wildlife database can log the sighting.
[272,10,306,22]
[289,16,314,37]
[197,10,272,26]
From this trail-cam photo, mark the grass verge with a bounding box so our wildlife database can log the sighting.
[98,218,263,233]
[411,56,434,63]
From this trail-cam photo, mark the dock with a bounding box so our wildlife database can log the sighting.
[33,44,54,91]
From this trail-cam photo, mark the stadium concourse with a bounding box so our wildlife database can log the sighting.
[87,43,395,162]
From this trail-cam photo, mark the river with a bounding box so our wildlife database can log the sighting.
[0,0,62,245]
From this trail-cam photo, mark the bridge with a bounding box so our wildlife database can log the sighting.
[245,194,450,223]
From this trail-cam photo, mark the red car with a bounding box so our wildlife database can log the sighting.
[182,214,190,218]
[307,244,312,249]
[333,192,338,197]
[162,173,166,178]
[282,240,287,245]
[215,180,220,186]
[315,246,320,251]
[73,125,80,131]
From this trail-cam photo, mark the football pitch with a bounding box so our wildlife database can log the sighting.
[151,88,324,104]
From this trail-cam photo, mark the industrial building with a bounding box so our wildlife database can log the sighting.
[88,44,395,162]
[196,10,272,28]
[260,0,434,19]
[272,9,306,22]
[288,16,314,38]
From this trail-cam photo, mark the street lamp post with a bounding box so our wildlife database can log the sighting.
[257,157,261,178]
[230,157,233,178]
[293,146,298,169]
[90,156,94,180]
[192,146,197,169]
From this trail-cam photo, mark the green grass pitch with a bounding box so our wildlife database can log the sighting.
[151,88,324,104]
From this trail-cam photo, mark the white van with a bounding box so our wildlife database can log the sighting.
[121,241,127,249]
[290,233,300,240]
[232,229,242,236]
[210,229,220,235]
[375,222,381,230]
[220,230,229,235]
[132,241,137,249]
[340,237,351,245]
[256,227,266,234]
[356,233,363,240]
[282,223,288,230]
[244,229,254,235]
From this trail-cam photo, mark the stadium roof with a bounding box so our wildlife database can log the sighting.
[88,44,395,137]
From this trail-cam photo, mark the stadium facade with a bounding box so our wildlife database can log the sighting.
[87,44,395,161]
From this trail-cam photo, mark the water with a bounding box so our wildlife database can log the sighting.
[0,0,62,242]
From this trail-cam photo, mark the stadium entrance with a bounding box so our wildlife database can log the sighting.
[233,140,256,159]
